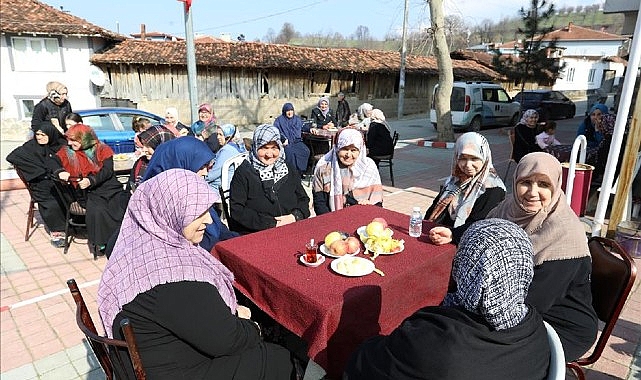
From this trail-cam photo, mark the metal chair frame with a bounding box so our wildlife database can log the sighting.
[369,130,400,187]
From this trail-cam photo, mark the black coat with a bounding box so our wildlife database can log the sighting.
[513,123,542,162]
[310,108,337,129]
[31,98,72,132]
[366,122,393,157]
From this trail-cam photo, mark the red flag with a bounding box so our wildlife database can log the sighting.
[177,0,192,11]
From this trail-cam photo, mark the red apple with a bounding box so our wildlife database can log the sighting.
[345,237,360,254]
[372,217,388,228]
[330,240,349,256]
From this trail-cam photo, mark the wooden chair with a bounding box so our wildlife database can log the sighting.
[566,237,637,379]
[14,168,38,241]
[52,178,89,256]
[370,131,400,187]
[543,321,565,380]
[502,128,516,182]
[219,152,248,221]
[67,279,146,380]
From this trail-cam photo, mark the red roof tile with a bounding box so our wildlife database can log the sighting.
[90,40,501,79]
[540,23,626,41]
[0,0,123,40]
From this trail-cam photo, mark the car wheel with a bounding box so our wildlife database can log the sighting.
[469,116,481,132]
[567,106,576,119]
[510,113,520,127]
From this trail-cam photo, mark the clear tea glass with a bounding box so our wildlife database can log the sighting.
[305,241,318,263]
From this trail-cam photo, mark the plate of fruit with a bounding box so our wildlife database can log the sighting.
[321,231,361,258]
[331,256,374,277]
[359,218,405,257]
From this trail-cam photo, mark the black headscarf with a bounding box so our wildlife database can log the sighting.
[7,121,66,181]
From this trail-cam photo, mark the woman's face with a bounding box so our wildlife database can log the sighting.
[68,139,82,151]
[285,109,294,118]
[217,128,225,146]
[525,114,538,127]
[142,145,155,160]
[590,109,603,126]
[257,141,280,166]
[65,119,78,128]
[457,153,483,178]
[34,130,49,145]
[182,209,213,244]
[319,100,329,112]
[196,161,213,177]
[165,114,176,126]
[516,173,553,213]
[338,145,360,167]
[199,110,211,122]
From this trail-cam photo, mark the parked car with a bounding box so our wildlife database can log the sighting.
[512,90,576,121]
[430,81,521,131]
[75,108,165,153]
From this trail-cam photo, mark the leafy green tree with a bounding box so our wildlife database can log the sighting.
[492,0,564,88]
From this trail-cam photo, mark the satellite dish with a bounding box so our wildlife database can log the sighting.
[89,65,106,87]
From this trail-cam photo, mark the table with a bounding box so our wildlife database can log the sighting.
[212,205,455,378]
[113,153,136,175]
[545,144,598,164]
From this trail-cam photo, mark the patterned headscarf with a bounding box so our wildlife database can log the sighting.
[317,96,330,117]
[57,124,113,178]
[519,109,539,125]
[600,113,616,135]
[442,218,533,331]
[248,124,289,183]
[313,128,382,211]
[137,125,176,150]
[427,132,505,227]
[142,137,215,182]
[98,169,237,337]
[487,152,590,265]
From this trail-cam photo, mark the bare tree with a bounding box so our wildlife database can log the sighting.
[274,23,299,44]
[353,26,371,42]
[427,0,455,142]
[263,28,276,43]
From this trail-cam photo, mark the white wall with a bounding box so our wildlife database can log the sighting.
[553,58,625,92]
[560,40,624,57]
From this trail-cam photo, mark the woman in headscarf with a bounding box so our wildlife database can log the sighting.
[143,137,238,251]
[164,106,190,137]
[191,103,217,139]
[56,124,126,256]
[344,218,550,380]
[31,81,73,133]
[229,124,310,234]
[7,121,68,247]
[488,152,597,361]
[205,123,247,193]
[365,109,394,166]
[312,128,383,215]
[309,96,337,134]
[201,121,221,154]
[128,125,175,190]
[512,109,542,163]
[424,132,506,245]
[274,102,310,177]
[98,169,294,380]
[577,103,608,149]
[357,102,374,130]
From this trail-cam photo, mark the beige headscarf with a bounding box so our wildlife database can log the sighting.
[46,81,67,96]
[487,152,590,265]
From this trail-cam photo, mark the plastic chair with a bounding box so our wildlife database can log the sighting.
[219,152,248,221]
[67,279,147,380]
[543,321,566,380]
[14,168,38,241]
[370,131,400,187]
[502,128,516,182]
[566,237,637,379]
[52,178,89,256]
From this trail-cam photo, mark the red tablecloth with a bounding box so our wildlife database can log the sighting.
[212,205,455,378]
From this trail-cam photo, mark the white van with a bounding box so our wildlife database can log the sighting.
[430,81,521,131]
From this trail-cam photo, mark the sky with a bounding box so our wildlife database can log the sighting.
[42,0,604,41]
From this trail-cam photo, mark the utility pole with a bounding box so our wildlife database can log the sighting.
[397,0,409,118]
[180,0,198,123]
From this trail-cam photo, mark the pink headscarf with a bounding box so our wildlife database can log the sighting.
[98,169,237,337]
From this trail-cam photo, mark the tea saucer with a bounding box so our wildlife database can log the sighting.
[300,254,325,267]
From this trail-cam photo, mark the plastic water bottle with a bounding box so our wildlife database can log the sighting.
[409,207,423,237]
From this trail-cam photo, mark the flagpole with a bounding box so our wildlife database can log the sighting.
[181,0,199,123]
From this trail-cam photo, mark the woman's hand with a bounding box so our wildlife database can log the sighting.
[275,214,296,227]
[237,305,251,319]
[283,138,289,146]
[324,121,334,130]
[310,128,319,135]
[428,226,453,245]
[78,178,91,189]
[58,171,70,181]
[357,199,372,205]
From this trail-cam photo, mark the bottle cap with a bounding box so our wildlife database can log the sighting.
[310,238,315,245]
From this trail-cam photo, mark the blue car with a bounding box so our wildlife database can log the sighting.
[75,108,165,153]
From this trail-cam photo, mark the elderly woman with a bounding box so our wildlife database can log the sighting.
[191,103,217,139]
[312,128,383,215]
[344,219,550,380]
[98,169,294,380]
[365,109,394,165]
[309,96,337,134]
[129,125,175,189]
[205,123,247,193]
[229,124,310,234]
[512,109,542,163]
[488,152,597,361]
[164,107,190,137]
[143,137,237,251]
[357,102,374,130]
[56,124,126,256]
[31,81,72,133]
[577,103,608,149]
[274,102,310,177]
[7,121,68,247]
[424,132,506,245]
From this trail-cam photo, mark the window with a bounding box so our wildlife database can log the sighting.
[588,69,596,83]
[566,68,575,82]
[82,114,117,131]
[497,89,510,102]
[17,98,40,120]
[11,37,62,72]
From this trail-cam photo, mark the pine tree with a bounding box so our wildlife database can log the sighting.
[492,0,565,88]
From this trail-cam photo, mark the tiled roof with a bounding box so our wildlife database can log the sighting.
[0,0,123,40]
[539,23,627,41]
[90,40,501,79]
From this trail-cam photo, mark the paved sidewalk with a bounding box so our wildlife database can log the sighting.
[1,114,639,379]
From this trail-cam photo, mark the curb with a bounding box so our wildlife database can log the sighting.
[404,139,455,149]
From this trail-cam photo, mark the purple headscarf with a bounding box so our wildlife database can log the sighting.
[98,169,237,337]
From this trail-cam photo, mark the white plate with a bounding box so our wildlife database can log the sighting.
[357,226,394,240]
[364,240,405,255]
[112,154,131,161]
[299,254,326,267]
[331,256,375,277]
[320,243,360,258]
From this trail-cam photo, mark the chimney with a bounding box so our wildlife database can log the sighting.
[567,22,573,32]
[140,24,146,40]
